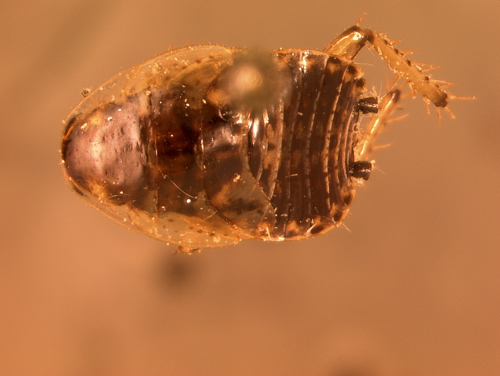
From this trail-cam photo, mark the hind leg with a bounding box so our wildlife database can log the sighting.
[324,26,448,108]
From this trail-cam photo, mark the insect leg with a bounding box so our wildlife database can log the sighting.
[324,26,448,108]
[356,89,401,161]
[324,26,370,60]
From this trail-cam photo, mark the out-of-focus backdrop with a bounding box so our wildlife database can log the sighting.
[1,1,499,375]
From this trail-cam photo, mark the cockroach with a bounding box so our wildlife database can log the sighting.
[61,22,454,253]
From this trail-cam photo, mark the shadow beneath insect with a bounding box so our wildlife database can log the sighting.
[152,248,203,294]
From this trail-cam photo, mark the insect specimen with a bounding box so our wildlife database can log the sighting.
[61,21,455,253]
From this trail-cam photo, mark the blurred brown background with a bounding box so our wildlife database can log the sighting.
[1,0,499,375]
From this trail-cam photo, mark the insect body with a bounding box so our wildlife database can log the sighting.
[61,25,450,252]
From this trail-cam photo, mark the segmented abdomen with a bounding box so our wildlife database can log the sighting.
[201,50,366,240]
[270,53,364,239]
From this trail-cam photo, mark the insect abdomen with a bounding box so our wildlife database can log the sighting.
[200,50,366,241]
[266,52,364,239]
